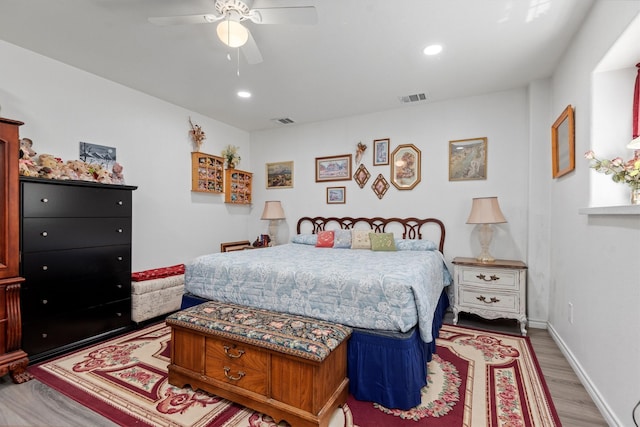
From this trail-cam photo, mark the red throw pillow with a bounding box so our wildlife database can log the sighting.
[315,230,335,248]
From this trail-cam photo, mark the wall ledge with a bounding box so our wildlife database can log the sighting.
[579,205,640,215]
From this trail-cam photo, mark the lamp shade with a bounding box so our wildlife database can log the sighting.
[261,201,285,220]
[217,19,249,48]
[466,197,507,224]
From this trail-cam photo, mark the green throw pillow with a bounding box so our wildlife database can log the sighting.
[369,233,397,251]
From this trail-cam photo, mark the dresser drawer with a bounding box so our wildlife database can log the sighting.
[22,218,131,252]
[21,245,131,280]
[21,181,132,218]
[205,338,268,394]
[21,273,131,320]
[457,266,520,290]
[458,287,520,314]
[22,298,132,357]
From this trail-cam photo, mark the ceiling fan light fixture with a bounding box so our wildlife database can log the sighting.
[217,19,249,48]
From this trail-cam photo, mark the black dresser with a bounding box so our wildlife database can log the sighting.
[19,177,137,363]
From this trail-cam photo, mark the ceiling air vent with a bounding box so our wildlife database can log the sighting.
[271,117,296,125]
[399,93,427,104]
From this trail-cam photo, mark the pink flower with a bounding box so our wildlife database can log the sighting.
[584,150,595,159]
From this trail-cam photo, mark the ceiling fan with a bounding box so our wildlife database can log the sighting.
[148,0,317,65]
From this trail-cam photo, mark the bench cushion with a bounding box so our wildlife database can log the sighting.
[131,264,185,282]
[166,301,352,362]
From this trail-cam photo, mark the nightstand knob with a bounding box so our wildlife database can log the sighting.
[223,345,245,358]
[476,273,499,282]
[223,367,246,381]
[476,295,500,304]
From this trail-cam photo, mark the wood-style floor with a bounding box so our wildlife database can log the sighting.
[0,314,608,427]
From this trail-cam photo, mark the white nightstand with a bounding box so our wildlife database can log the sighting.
[452,257,528,335]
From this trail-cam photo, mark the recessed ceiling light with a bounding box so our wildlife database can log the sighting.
[423,44,443,56]
[237,91,251,98]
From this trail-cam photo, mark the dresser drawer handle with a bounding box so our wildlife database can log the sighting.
[476,295,500,304]
[41,198,48,203]
[117,200,123,206]
[223,367,245,381]
[116,284,122,289]
[42,265,48,271]
[42,333,48,338]
[223,345,245,358]
[41,231,48,237]
[476,273,499,282]
[41,299,48,305]
[116,228,123,233]
[117,256,123,261]
[116,312,122,317]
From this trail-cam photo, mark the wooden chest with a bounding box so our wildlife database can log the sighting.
[166,301,351,427]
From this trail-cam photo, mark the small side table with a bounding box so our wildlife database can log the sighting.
[451,257,528,335]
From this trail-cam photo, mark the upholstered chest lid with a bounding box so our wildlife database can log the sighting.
[166,301,352,362]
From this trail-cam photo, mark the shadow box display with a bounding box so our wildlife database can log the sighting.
[191,152,224,193]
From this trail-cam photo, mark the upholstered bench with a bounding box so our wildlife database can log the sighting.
[131,264,185,323]
[166,301,352,427]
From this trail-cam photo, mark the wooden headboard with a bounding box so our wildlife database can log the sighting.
[296,216,446,253]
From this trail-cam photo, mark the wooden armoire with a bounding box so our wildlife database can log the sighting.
[0,117,30,383]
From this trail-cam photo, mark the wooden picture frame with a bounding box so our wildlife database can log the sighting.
[326,186,346,204]
[448,137,487,181]
[266,161,294,189]
[353,164,371,188]
[315,154,352,182]
[551,105,575,178]
[371,174,390,199]
[373,138,390,166]
[390,144,421,190]
[220,240,252,252]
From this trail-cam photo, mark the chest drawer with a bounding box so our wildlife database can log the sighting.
[22,218,131,252]
[21,245,130,280]
[205,338,268,394]
[21,181,132,218]
[457,287,519,313]
[457,266,520,290]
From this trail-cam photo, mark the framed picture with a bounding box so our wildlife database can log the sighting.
[315,154,352,182]
[551,105,575,178]
[448,137,487,181]
[391,144,421,190]
[371,174,390,199]
[373,138,390,166]
[266,161,294,189]
[326,186,346,204]
[353,164,371,188]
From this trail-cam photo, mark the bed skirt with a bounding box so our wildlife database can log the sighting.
[180,289,449,410]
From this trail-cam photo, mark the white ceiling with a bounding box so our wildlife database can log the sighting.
[0,0,598,132]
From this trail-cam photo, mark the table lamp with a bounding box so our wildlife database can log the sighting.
[261,201,286,246]
[466,197,507,263]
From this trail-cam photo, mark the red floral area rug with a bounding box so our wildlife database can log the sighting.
[28,323,560,427]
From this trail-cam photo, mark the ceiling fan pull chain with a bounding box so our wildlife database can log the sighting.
[237,47,240,77]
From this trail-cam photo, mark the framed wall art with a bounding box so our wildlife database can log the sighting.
[371,174,390,199]
[391,144,421,190]
[326,187,346,204]
[373,138,390,166]
[551,105,575,178]
[266,161,294,189]
[353,164,371,188]
[315,154,352,182]
[448,137,487,181]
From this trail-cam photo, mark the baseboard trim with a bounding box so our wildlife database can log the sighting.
[546,323,620,427]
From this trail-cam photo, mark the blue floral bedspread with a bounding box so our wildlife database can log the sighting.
[185,243,451,343]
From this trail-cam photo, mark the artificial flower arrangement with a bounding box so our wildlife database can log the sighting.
[221,144,241,168]
[584,150,640,189]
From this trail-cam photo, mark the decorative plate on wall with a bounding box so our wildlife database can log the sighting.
[353,164,371,188]
[371,174,390,199]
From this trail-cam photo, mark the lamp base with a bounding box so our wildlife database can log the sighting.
[476,223,496,263]
[268,220,278,246]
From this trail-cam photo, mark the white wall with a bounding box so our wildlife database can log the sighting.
[248,89,533,312]
[542,2,640,426]
[0,40,251,271]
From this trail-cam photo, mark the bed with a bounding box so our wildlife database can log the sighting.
[181,216,451,410]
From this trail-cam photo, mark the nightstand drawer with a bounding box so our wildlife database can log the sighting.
[458,267,520,290]
[458,287,520,313]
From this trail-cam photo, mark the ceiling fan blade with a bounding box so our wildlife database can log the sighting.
[242,30,263,64]
[148,14,222,26]
[248,6,317,25]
